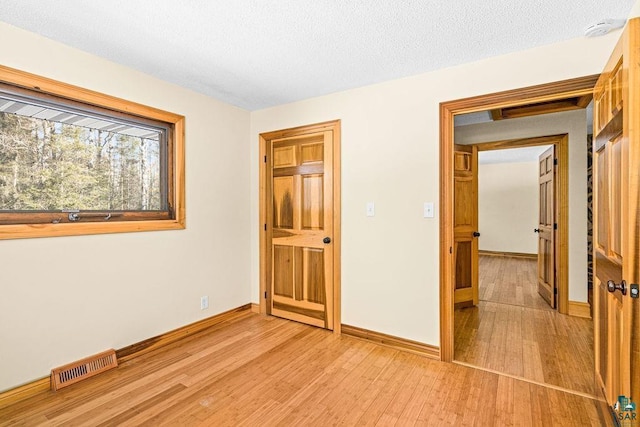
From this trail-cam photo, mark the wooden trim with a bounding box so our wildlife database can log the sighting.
[258,120,341,334]
[440,101,455,363]
[490,97,594,121]
[341,324,440,360]
[440,76,597,362]
[478,250,537,259]
[0,65,186,240]
[0,65,183,123]
[555,135,569,314]
[116,304,252,362]
[568,301,592,319]
[332,123,342,335]
[0,377,50,410]
[472,145,479,306]
[174,117,186,230]
[444,75,599,116]
[250,303,260,313]
[259,132,269,315]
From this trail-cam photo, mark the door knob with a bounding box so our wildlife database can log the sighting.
[323,237,331,244]
[534,228,541,233]
[607,280,627,296]
[472,231,481,237]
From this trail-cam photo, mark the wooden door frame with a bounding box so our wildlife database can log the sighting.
[440,76,598,362]
[258,119,342,334]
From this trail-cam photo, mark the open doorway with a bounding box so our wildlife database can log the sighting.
[475,144,554,310]
[444,91,597,396]
[440,76,598,360]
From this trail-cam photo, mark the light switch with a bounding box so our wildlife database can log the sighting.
[366,202,375,217]
[424,202,434,218]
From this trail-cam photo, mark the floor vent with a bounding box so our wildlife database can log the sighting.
[51,349,118,391]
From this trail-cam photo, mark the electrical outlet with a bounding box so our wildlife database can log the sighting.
[200,296,209,310]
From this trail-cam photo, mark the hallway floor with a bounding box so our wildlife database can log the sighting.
[454,255,596,397]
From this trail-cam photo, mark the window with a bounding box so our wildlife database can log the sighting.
[0,66,185,239]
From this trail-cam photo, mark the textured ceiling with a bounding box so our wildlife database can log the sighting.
[0,1,635,111]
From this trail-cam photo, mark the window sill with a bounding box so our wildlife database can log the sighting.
[0,218,186,240]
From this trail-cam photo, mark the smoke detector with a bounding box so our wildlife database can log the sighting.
[584,19,626,37]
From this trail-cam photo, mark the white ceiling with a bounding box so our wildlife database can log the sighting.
[0,1,635,111]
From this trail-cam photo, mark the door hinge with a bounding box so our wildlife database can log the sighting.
[264,223,267,231]
[554,223,558,230]
[450,247,453,254]
[554,158,558,166]
[554,287,558,295]
[264,155,267,163]
[264,291,267,299]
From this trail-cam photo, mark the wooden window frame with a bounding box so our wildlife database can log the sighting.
[0,65,185,239]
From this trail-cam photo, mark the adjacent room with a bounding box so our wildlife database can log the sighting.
[452,106,595,396]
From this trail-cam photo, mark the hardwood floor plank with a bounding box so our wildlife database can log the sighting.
[360,353,419,424]
[513,379,534,427]
[395,367,437,425]
[494,375,515,426]
[332,347,397,425]
[0,311,607,426]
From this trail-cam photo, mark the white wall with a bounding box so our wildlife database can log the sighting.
[0,23,252,392]
[455,110,588,302]
[632,0,640,18]
[477,160,539,254]
[250,34,618,346]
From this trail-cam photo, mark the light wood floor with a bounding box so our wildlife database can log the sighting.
[478,255,552,311]
[455,255,596,397]
[1,311,609,426]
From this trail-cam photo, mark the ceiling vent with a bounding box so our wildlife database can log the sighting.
[584,19,626,37]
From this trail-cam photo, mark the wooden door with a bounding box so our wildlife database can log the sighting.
[593,18,640,422]
[453,144,479,307]
[267,128,335,329]
[537,146,556,308]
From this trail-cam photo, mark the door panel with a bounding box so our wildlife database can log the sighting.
[268,131,334,330]
[610,138,622,262]
[453,144,478,306]
[273,245,294,298]
[593,18,639,421]
[302,175,323,229]
[273,177,295,229]
[595,147,608,254]
[537,147,555,308]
